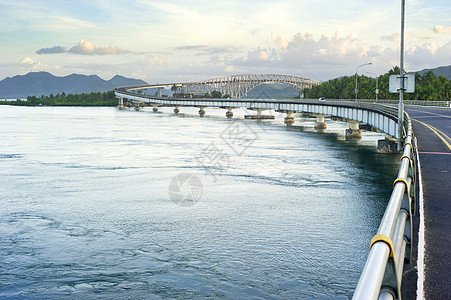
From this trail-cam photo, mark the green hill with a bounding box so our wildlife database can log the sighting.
[0,72,147,98]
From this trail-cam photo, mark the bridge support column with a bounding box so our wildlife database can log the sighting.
[134,103,141,111]
[377,137,398,153]
[174,106,180,114]
[284,111,295,126]
[157,88,163,97]
[118,97,124,110]
[346,121,362,138]
[199,107,206,117]
[226,108,233,118]
[314,115,327,129]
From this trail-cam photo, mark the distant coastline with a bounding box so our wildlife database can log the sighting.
[0,91,117,107]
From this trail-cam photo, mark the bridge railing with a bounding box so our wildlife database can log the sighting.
[116,88,449,108]
[353,112,417,300]
[313,98,450,108]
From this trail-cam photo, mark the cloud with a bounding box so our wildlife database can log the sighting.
[36,46,67,54]
[381,33,399,43]
[18,57,45,68]
[173,45,241,56]
[19,57,37,65]
[173,45,209,51]
[140,56,163,66]
[271,31,287,50]
[36,40,129,56]
[433,25,451,34]
[223,31,451,81]
[15,57,47,72]
[69,39,129,55]
[243,48,278,62]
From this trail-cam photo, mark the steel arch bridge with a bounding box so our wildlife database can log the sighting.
[178,74,321,98]
[123,73,322,99]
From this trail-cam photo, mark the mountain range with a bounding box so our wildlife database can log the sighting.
[242,83,299,99]
[0,72,147,98]
[415,65,451,79]
[1,65,450,99]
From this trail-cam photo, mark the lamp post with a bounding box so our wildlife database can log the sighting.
[355,62,372,104]
[367,72,379,102]
[398,0,405,151]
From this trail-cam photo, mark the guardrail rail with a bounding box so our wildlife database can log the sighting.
[353,111,417,299]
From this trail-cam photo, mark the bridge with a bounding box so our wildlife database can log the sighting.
[115,74,451,299]
[118,73,322,99]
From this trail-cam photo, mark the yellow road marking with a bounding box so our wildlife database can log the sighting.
[412,118,451,151]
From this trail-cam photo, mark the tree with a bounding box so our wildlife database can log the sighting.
[211,90,222,98]
[302,66,451,101]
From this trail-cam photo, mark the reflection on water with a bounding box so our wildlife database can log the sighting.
[0,106,399,299]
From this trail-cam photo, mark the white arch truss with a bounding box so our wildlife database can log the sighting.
[179,74,321,98]
[120,73,322,99]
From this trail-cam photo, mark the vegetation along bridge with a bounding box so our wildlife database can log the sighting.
[115,73,451,299]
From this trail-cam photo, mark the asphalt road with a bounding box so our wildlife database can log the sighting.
[405,106,451,299]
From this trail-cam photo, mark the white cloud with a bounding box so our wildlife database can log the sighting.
[140,56,163,66]
[433,25,451,34]
[69,39,129,55]
[18,57,36,65]
[36,40,130,56]
[0,57,48,76]
[225,31,451,81]
[381,33,399,44]
[271,31,287,50]
[17,57,46,71]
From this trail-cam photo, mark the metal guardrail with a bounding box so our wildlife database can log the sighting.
[353,111,417,299]
[115,88,450,109]
[340,98,451,108]
[116,90,401,119]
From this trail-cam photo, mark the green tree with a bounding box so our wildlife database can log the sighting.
[302,66,451,101]
[211,90,222,98]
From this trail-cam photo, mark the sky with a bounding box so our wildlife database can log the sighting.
[0,0,450,83]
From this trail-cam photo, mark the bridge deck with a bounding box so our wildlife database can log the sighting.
[404,107,451,299]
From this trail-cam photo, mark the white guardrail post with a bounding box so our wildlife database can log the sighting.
[353,112,417,300]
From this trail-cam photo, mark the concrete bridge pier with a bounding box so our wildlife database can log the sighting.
[244,108,274,120]
[314,114,328,129]
[377,137,398,153]
[157,87,163,97]
[173,106,180,114]
[199,107,206,117]
[346,121,362,138]
[118,97,125,110]
[284,111,295,126]
[225,108,233,118]
[134,103,141,111]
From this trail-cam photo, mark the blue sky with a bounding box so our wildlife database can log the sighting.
[0,0,450,83]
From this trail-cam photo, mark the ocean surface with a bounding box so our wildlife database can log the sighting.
[0,105,400,299]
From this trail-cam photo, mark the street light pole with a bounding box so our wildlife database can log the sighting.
[398,0,405,151]
[367,72,379,102]
[355,62,372,104]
